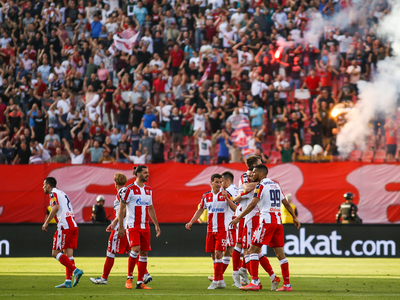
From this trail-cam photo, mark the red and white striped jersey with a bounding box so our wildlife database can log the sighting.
[225,184,239,229]
[236,171,249,217]
[237,172,249,194]
[49,188,77,230]
[226,184,239,200]
[240,189,260,226]
[119,182,153,230]
[200,190,232,233]
[112,194,126,231]
[253,178,285,224]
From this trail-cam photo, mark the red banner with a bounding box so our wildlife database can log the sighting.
[1,162,400,224]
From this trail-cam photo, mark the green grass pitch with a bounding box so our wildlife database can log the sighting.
[1,257,399,299]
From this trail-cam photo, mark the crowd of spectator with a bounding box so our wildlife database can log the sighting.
[0,0,396,165]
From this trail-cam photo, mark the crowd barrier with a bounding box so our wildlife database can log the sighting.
[0,224,398,258]
[1,162,400,224]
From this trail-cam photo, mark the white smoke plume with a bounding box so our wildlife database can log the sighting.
[303,7,360,48]
[337,1,400,156]
[277,6,360,49]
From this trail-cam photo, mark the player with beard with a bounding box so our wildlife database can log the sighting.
[231,164,300,292]
[42,177,84,288]
[118,166,161,290]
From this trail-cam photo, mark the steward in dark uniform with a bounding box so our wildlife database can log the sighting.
[336,192,362,224]
[92,195,109,223]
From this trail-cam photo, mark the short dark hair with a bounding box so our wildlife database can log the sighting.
[45,177,57,188]
[246,155,261,169]
[253,164,268,176]
[221,171,234,183]
[211,173,222,182]
[134,165,148,176]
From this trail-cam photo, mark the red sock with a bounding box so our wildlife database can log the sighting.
[222,256,230,274]
[213,261,217,280]
[102,257,115,280]
[128,252,138,277]
[58,254,76,272]
[280,261,290,285]
[246,262,252,276]
[242,256,246,269]
[137,256,147,283]
[66,257,74,280]
[222,263,229,274]
[259,256,274,276]
[232,248,241,271]
[249,254,259,280]
[214,260,223,281]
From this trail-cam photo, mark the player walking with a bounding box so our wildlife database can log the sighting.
[186,173,237,289]
[118,165,161,290]
[230,165,301,292]
[42,177,84,288]
[90,172,132,285]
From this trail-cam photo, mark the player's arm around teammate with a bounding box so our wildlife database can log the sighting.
[242,181,258,193]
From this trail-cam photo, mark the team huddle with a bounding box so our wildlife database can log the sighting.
[42,155,300,292]
[186,155,300,291]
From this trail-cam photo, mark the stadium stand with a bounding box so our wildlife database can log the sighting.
[0,0,396,165]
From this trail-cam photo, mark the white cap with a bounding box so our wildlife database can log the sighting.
[96,195,105,202]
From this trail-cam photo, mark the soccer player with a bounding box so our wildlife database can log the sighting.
[207,171,239,286]
[90,172,132,285]
[234,155,262,285]
[230,164,301,292]
[235,170,280,291]
[221,171,240,287]
[118,165,161,290]
[42,177,84,288]
[186,173,237,289]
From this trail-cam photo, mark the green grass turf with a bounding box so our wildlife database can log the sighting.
[1,257,400,300]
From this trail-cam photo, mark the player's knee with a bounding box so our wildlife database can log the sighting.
[277,253,286,260]
[273,248,286,260]
[52,251,59,258]
[215,251,223,259]
[249,245,261,254]
[139,250,148,256]
[131,246,140,253]
[224,248,233,257]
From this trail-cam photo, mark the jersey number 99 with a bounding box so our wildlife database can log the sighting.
[269,190,281,207]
